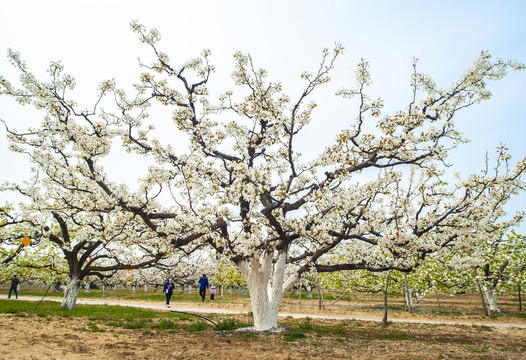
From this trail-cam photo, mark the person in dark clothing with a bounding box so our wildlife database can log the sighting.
[7,275,20,299]
[198,274,209,302]
[163,278,175,308]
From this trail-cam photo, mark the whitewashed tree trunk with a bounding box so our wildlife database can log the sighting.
[238,286,243,296]
[60,277,81,310]
[404,274,413,313]
[306,286,313,299]
[238,250,297,331]
[144,282,148,292]
[406,288,415,309]
[189,285,193,294]
[482,285,500,312]
[414,292,425,303]
[84,282,90,294]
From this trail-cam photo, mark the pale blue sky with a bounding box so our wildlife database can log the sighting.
[1,0,525,231]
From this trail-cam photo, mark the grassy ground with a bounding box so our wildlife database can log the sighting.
[1,287,525,359]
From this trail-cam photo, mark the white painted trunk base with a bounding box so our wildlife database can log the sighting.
[238,251,298,331]
[482,285,501,312]
[61,277,81,310]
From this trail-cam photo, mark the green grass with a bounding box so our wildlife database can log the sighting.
[465,345,490,353]
[235,333,258,339]
[0,299,219,334]
[363,304,405,311]
[472,324,493,332]
[152,319,180,330]
[298,317,314,331]
[85,321,106,332]
[216,318,252,331]
[431,308,465,316]
[183,320,209,332]
[294,317,346,335]
[489,312,503,319]
[373,332,416,340]
[283,329,307,342]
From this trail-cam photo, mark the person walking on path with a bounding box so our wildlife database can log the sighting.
[163,278,175,308]
[198,274,209,302]
[7,275,20,299]
[209,285,216,302]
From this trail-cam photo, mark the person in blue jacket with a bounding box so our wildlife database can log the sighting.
[198,274,209,302]
[163,278,175,308]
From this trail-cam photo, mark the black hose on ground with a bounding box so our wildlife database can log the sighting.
[170,310,225,337]
[33,284,52,311]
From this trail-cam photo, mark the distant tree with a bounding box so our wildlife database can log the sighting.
[0,199,166,309]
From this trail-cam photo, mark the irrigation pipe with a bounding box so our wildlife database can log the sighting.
[33,284,52,311]
[170,310,225,337]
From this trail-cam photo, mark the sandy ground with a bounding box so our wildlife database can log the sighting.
[1,294,525,359]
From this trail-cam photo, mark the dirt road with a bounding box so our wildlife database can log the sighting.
[16,295,526,329]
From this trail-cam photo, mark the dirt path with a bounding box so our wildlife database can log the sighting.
[3,295,526,359]
[17,295,526,329]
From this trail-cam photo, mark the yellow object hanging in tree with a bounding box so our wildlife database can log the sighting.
[22,236,31,247]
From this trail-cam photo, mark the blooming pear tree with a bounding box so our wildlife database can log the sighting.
[1,22,524,329]
[1,181,168,309]
[1,203,48,266]
[319,149,525,311]
[318,149,525,270]
[469,229,526,313]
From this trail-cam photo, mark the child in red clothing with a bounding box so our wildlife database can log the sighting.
[210,286,216,301]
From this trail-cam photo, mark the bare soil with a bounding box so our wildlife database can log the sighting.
[1,292,525,359]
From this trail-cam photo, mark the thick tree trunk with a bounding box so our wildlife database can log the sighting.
[238,250,297,331]
[60,277,81,310]
[474,270,490,317]
[306,286,313,299]
[482,285,500,313]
